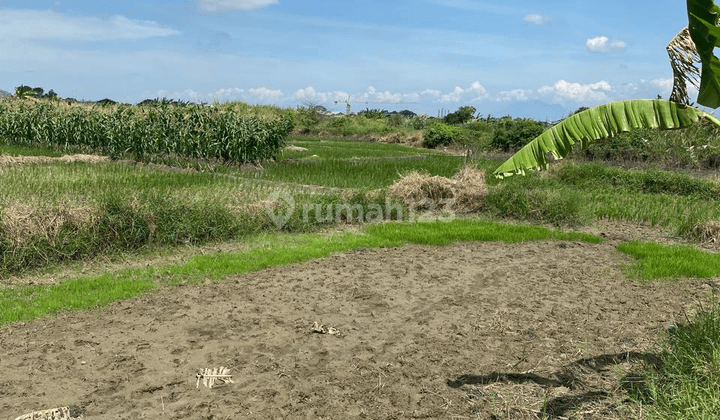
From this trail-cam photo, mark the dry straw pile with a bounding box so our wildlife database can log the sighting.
[0,204,97,245]
[0,154,108,167]
[387,165,488,214]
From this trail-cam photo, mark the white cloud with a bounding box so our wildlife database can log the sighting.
[0,9,180,41]
[586,36,627,54]
[539,79,612,103]
[497,89,532,102]
[440,81,488,103]
[248,87,284,101]
[523,14,551,26]
[199,0,278,12]
[294,86,329,103]
[649,78,673,92]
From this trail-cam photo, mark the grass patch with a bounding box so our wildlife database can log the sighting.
[0,219,601,327]
[630,301,720,419]
[0,271,156,324]
[618,241,720,280]
[549,163,720,199]
[244,154,465,189]
[0,143,65,157]
[281,138,432,161]
[366,219,602,245]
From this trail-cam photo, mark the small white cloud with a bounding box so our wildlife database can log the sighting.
[0,9,180,41]
[586,36,627,54]
[523,14,551,26]
[440,81,488,103]
[540,79,611,103]
[649,78,673,92]
[248,87,283,101]
[497,89,532,102]
[199,0,278,12]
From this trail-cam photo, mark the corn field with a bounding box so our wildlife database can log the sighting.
[0,100,293,163]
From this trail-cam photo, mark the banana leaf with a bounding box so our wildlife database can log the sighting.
[687,0,720,108]
[493,99,720,179]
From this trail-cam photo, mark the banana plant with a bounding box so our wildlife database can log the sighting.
[493,0,720,178]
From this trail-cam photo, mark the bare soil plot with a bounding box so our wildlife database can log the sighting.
[0,238,713,419]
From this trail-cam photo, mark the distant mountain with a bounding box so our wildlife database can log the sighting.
[0,89,11,97]
[497,100,568,122]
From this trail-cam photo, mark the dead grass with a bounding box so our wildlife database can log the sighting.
[285,146,309,152]
[691,220,720,244]
[387,165,488,214]
[0,154,108,167]
[1,203,97,245]
[369,132,424,147]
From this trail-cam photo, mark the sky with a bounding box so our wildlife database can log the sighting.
[0,0,694,120]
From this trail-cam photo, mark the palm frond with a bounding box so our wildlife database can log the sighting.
[668,27,701,104]
[493,99,720,179]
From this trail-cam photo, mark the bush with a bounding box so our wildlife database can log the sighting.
[490,118,546,152]
[423,122,460,148]
[357,108,387,119]
[443,106,476,125]
[409,116,431,130]
[485,182,589,227]
[388,114,404,127]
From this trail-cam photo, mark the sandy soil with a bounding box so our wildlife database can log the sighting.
[0,233,715,419]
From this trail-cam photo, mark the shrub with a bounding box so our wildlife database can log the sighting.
[388,114,404,127]
[423,122,460,148]
[490,118,546,152]
[443,106,476,125]
[409,116,431,130]
[357,108,387,119]
[485,182,589,226]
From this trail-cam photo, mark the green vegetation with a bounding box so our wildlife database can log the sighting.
[0,100,292,163]
[0,159,378,274]
[489,117,546,152]
[480,161,720,236]
[493,99,720,178]
[250,150,463,189]
[280,137,432,161]
[423,122,462,148]
[631,301,720,419]
[0,219,602,326]
[618,241,720,280]
[0,143,65,157]
[366,218,601,245]
[574,122,720,168]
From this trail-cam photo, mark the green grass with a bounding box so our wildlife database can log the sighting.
[618,241,720,280]
[549,163,720,199]
[281,138,432,161]
[0,219,602,327]
[486,163,720,235]
[630,301,720,419]
[0,143,65,157]
[366,218,602,245]
[0,271,156,324]
[245,153,465,189]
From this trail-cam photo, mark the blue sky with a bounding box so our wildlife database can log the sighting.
[0,0,690,119]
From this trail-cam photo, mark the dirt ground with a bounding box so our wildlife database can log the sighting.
[0,225,716,419]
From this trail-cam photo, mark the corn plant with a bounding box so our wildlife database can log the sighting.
[0,101,293,164]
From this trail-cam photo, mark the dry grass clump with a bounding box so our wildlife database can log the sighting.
[1,204,97,245]
[451,166,489,213]
[285,146,309,152]
[387,166,488,214]
[370,132,424,146]
[691,220,720,243]
[0,154,108,167]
